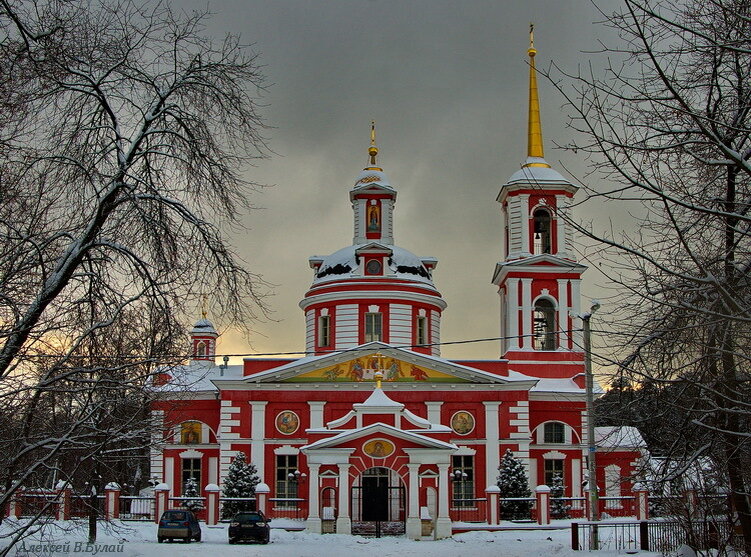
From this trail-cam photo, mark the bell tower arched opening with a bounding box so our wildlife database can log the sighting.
[532,208,552,255]
[533,298,557,351]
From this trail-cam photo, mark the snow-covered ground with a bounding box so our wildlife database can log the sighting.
[1,519,662,557]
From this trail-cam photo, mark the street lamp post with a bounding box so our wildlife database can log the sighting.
[582,301,600,548]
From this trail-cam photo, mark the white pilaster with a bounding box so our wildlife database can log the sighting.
[308,401,326,429]
[521,278,533,350]
[306,463,322,533]
[435,462,452,539]
[484,402,501,488]
[570,279,583,350]
[519,194,531,256]
[557,279,569,349]
[425,401,443,424]
[506,277,520,351]
[336,463,352,534]
[250,401,268,480]
[381,198,394,244]
[555,195,568,257]
[406,463,421,539]
[353,198,366,244]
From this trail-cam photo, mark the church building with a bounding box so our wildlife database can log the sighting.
[151,36,645,539]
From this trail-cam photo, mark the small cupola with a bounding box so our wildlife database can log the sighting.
[351,121,397,245]
[190,309,218,364]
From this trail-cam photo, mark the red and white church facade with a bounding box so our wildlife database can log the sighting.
[151,40,645,538]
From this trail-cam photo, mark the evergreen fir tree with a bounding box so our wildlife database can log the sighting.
[183,477,204,512]
[497,449,532,520]
[549,473,570,519]
[221,452,260,518]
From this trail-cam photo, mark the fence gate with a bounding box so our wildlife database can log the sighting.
[351,467,406,537]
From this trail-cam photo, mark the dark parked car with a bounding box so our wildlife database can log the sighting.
[157,509,202,543]
[228,511,271,544]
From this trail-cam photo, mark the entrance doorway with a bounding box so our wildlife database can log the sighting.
[351,467,406,536]
[362,468,389,521]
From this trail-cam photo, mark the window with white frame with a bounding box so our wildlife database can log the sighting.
[181,458,201,494]
[544,459,564,487]
[451,455,475,507]
[365,312,382,342]
[416,315,427,346]
[275,454,298,507]
[543,422,566,444]
[318,314,331,347]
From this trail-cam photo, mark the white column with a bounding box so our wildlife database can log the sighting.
[406,463,421,539]
[435,462,452,539]
[519,194,531,255]
[250,401,268,481]
[521,278,533,350]
[308,401,326,429]
[557,279,569,349]
[506,278,520,351]
[306,463,322,533]
[425,401,443,424]
[484,402,501,487]
[336,463,352,534]
[164,457,174,497]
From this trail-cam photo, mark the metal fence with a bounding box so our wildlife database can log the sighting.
[572,519,743,553]
[499,496,537,522]
[119,496,154,521]
[16,492,58,518]
[70,494,105,518]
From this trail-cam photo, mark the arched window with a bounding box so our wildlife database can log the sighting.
[543,422,566,444]
[533,208,552,254]
[533,299,557,350]
[195,340,207,357]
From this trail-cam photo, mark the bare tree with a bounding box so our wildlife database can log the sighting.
[0,0,268,550]
[545,0,751,552]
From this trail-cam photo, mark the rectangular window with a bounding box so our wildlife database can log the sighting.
[318,315,331,347]
[181,458,201,495]
[365,312,382,342]
[416,316,427,345]
[451,455,475,507]
[275,455,298,507]
[544,459,565,487]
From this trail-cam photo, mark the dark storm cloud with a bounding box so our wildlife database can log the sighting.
[191,0,620,358]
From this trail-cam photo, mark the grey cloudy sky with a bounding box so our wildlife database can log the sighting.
[195,0,622,361]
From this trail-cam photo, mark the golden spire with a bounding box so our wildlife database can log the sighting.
[366,120,382,171]
[524,24,550,169]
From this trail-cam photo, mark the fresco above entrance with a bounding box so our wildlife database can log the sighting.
[283,356,466,383]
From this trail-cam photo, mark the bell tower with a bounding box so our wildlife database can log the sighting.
[492,28,587,378]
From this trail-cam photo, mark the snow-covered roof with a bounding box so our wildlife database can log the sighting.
[311,243,437,287]
[153,362,244,393]
[355,388,404,408]
[190,317,217,335]
[301,422,458,452]
[351,168,393,191]
[595,426,646,449]
[505,158,573,186]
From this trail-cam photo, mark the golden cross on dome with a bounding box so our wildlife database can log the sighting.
[201,294,208,319]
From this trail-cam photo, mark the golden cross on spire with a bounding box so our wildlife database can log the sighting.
[529,23,535,52]
[201,294,208,319]
[368,120,379,167]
